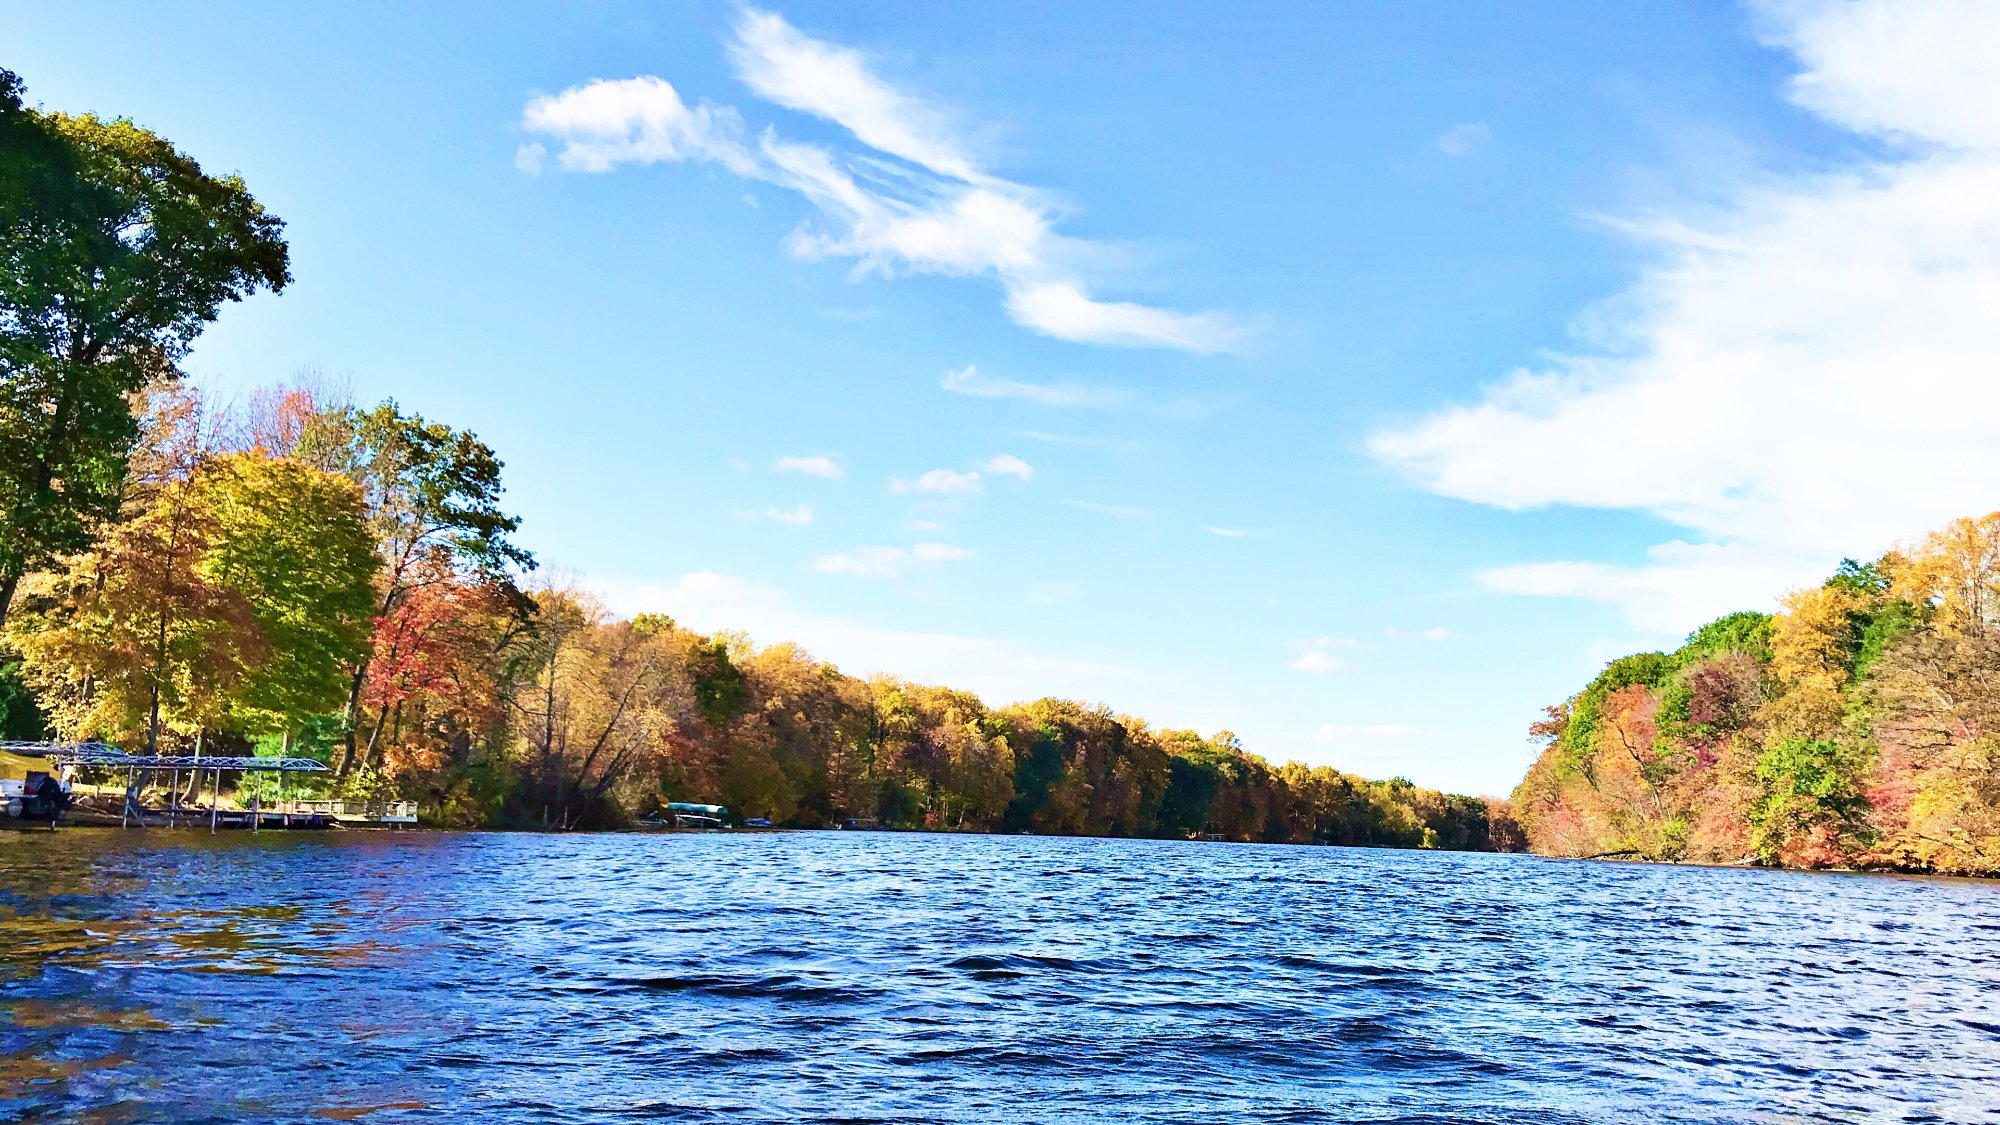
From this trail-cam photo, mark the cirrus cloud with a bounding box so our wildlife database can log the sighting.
[814,541,976,579]
[772,454,843,478]
[942,364,1097,408]
[891,468,983,495]
[1290,650,1347,675]
[1369,0,2000,634]
[517,9,1248,353]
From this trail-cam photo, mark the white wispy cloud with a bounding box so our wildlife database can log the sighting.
[729,8,981,181]
[517,9,1247,353]
[813,541,975,579]
[983,454,1033,481]
[518,76,756,175]
[1012,430,1141,453]
[891,468,983,495]
[1368,0,2000,634]
[1436,122,1491,157]
[1384,626,1453,641]
[1002,281,1247,353]
[1065,498,1151,520]
[1202,525,1254,539]
[1290,650,1347,675]
[941,364,1100,408]
[1478,541,1807,636]
[771,454,843,478]
[732,503,815,523]
[1296,636,1361,650]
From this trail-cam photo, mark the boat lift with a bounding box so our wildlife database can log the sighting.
[2,740,332,833]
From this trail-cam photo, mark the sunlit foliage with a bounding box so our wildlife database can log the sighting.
[1513,514,2000,874]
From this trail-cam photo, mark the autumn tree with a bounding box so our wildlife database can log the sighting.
[358,548,519,781]
[507,590,673,828]
[1893,515,2000,634]
[303,402,533,776]
[10,453,256,749]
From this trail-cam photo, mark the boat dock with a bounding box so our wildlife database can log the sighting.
[2,740,417,832]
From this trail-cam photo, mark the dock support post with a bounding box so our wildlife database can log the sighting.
[120,767,134,829]
[252,787,260,832]
[210,768,219,834]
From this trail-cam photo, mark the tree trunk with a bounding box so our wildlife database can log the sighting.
[362,703,391,772]
[0,570,19,633]
[336,663,366,779]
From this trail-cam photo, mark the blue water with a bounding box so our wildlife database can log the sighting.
[3,830,1999,1123]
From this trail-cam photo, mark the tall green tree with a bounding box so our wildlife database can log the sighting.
[202,451,380,737]
[0,68,289,627]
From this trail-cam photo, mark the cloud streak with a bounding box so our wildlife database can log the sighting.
[1384,626,1453,641]
[1369,0,2000,633]
[813,542,976,578]
[1436,122,1490,157]
[771,454,842,478]
[941,364,1099,408]
[1290,650,1346,675]
[518,9,1247,353]
[748,503,813,524]
[518,76,757,175]
[890,468,983,495]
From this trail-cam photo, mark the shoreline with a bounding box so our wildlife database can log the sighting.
[15,820,1995,882]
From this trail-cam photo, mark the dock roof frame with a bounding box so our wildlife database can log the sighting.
[1,740,329,773]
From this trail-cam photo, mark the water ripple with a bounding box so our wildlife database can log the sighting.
[4,831,2000,1122]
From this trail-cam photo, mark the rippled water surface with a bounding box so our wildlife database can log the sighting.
[4,831,2000,1123]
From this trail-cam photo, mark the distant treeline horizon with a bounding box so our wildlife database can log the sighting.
[4,376,1515,849]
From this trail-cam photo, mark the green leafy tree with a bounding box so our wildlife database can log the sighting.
[201,451,380,736]
[0,69,289,626]
[1751,738,1867,865]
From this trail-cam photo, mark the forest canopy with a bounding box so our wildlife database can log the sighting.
[1511,518,2000,875]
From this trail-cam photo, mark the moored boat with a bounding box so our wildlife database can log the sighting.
[0,748,70,827]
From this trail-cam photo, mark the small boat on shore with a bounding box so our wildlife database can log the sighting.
[1,748,70,828]
[636,801,731,830]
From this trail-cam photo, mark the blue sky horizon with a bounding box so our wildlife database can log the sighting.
[9,0,1996,795]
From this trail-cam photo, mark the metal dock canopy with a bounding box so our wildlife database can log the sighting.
[3,739,341,833]
[3,741,330,773]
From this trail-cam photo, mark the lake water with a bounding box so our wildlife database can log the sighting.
[3,830,1999,1123]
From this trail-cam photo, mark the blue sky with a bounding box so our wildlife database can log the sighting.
[9,1,1996,794]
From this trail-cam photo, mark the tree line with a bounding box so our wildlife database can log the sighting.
[1512,514,2000,876]
[0,68,1512,848]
